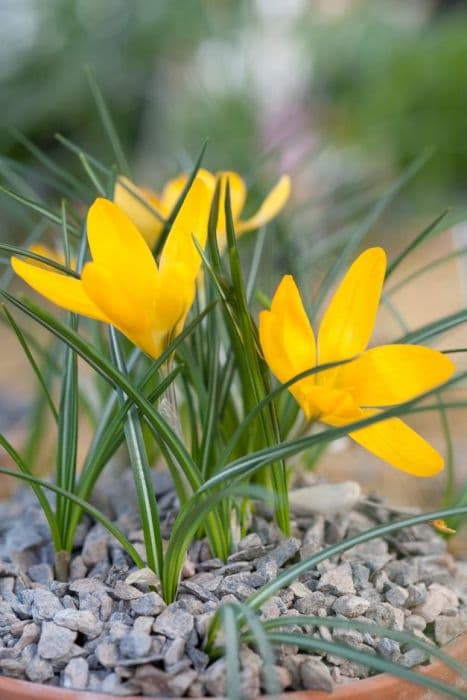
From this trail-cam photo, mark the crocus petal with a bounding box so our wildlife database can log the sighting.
[236,175,291,235]
[337,344,455,407]
[113,176,164,249]
[216,171,247,238]
[347,412,444,476]
[11,257,108,322]
[81,262,152,333]
[86,198,159,315]
[159,176,211,280]
[155,261,195,332]
[161,169,216,214]
[82,260,162,357]
[318,247,386,367]
[259,275,316,413]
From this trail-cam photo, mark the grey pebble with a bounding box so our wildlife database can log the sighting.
[30,589,63,622]
[82,525,109,566]
[120,630,152,658]
[384,560,419,586]
[134,664,170,696]
[385,585,409,608]
[38,622,77,660]
[133,616,154,635]
[63,657,89,689]
[300,657,334,692]
[112,581,143,601]
[130,591,166,616]
[332,595,370,618]
[164,637,186,668]
[376,637,400,661]
[317,563,356,596]
[203,658,226,697]
[399,647,430,668]
[53,609,102,638]
[167,669,198,696]
[95,640,118,668]
[69,578,108,596]
[69,556,87,581]
[153,604,194,641]
[25,652,55,682]
[27,563,53,584]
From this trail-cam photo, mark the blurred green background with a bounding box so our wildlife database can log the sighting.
[2,0,467,205]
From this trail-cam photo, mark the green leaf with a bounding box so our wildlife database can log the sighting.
[386,209,450,280]
[396,309,467,345]
[86,67,131,176]
[2,306,58,422]
[108,327,163,577]
[221,605,242,700]
[154,140,208,256]
[0,185,80,236]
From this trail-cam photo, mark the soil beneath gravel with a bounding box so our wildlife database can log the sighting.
[0,468,466,698]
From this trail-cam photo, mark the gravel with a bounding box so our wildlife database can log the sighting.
[0,475,466,696]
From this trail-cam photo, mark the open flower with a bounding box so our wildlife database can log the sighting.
[259,248,455,476]
[12,177,211,358]
[114,169,291,249]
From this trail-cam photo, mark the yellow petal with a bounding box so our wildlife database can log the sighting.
[216,171,247,239]
[236,175,291,235]
[11,257,108,322]
[318,247,386,366]
[161,169,216,214]
[113,176,164,249]
[337,344,455,406]
[259,275,316,415]
[159,176,211,282]
[347,412,444,476]
[155,261,195,332]
[86,198,159,315]
[81,262,152,333]
[432,519,456,535]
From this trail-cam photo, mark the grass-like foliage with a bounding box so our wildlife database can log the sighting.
[0,84,466,697]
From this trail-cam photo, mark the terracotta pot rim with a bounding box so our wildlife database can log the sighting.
[0,632,465,700]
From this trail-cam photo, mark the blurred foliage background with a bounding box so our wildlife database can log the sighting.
[2,0,467,204]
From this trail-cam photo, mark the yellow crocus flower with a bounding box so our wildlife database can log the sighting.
[11,177,211,358]
[259,248,455,477]
[114,169,291,250]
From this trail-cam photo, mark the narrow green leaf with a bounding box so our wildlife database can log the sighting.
[154,141,208,256]
[108,328,163,576]
[78,152,106,196]
[2,306,58,422]
[86,67,131,176]
[0,243,80,278]
[386,210,449,279]
[396,309,467,345]
[0,185,80,236]
[221,605,242,700]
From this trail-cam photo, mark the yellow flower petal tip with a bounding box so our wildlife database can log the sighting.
[11,188,209,359]
[432,519,456,535]
[259,247,456,477]
[114,169,290,249]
